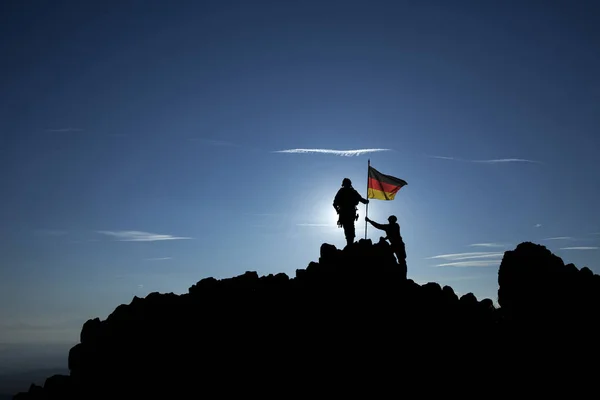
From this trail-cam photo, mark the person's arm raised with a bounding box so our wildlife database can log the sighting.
[365,217,385,231]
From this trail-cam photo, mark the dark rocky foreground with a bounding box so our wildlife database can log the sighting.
[14,240,600,398]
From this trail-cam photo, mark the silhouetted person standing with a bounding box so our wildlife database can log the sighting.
[333,178,369,247]
[366,215,407,276]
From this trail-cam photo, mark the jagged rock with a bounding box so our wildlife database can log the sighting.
[581,266,594,278]
[43,374,71,398]
[459,292,478,306]
[12,384,43,400]
[187,277,218,296]
[442,285,458,302]
[498,241,600,331]
[319,242,339,263]
[80,317,102,345]
[12,240,600,399]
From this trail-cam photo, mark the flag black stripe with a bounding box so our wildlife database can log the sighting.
[368,166,407,188]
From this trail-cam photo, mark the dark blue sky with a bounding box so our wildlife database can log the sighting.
[1,0,599,355]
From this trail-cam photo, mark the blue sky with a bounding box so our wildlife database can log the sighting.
[1,0,599,355]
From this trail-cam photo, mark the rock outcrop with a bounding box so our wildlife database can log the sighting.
[13,239,600,398]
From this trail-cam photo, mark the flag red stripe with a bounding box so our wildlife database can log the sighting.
[368,166,407,187]
[368,177,402,194]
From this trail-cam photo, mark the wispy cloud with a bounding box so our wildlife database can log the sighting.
[543,236,575,241]
[535,224,542,228]
[468,243,506,248]
[428,155,541,164]
[145,257,173,261]
[559,247,598,250]
[45,128,83,133]
[428,155,457,161]
[427,251,504,261]
[435,260,502,267]
[274,148,391,157]
[97,231,192,242]
[428,251,504,267]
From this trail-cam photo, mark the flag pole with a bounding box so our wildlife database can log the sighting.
[365,158,370,239]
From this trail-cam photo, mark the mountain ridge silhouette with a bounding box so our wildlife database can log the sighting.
[12,239,599,398]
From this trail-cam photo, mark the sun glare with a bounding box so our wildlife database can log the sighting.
[303,188,340,229]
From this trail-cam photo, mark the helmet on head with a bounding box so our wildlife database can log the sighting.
[342,178,352,187]
[388,215,397,223]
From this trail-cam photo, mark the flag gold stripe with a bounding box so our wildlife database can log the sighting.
[368,188,399,200]
[366,165,406,200]
[367,177,402,193]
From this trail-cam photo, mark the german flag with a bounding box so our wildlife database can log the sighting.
[367,166,407,200]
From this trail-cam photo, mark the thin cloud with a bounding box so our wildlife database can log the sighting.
[435,260,502,267]
[535,224,542,228]
[429,155,541,164]
[273,148,391,157]
[97,231,192,242]
[559,247,598,250]
[468,243,506,248]
[146,257,173,261]
[429,155,457,161]
[427,252,504,261]
[543,236,575,241]
[45,128,83,133]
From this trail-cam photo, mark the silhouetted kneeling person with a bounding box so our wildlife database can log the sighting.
[366,215,407,276]
[333,178,369,247]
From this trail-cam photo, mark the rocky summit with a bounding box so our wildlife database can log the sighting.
[13,239,600,398]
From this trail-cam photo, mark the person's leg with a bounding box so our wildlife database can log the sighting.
[348,222,355,245]
[398,257,407,279]
[394,243,407,278]
[342,220,355,247]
